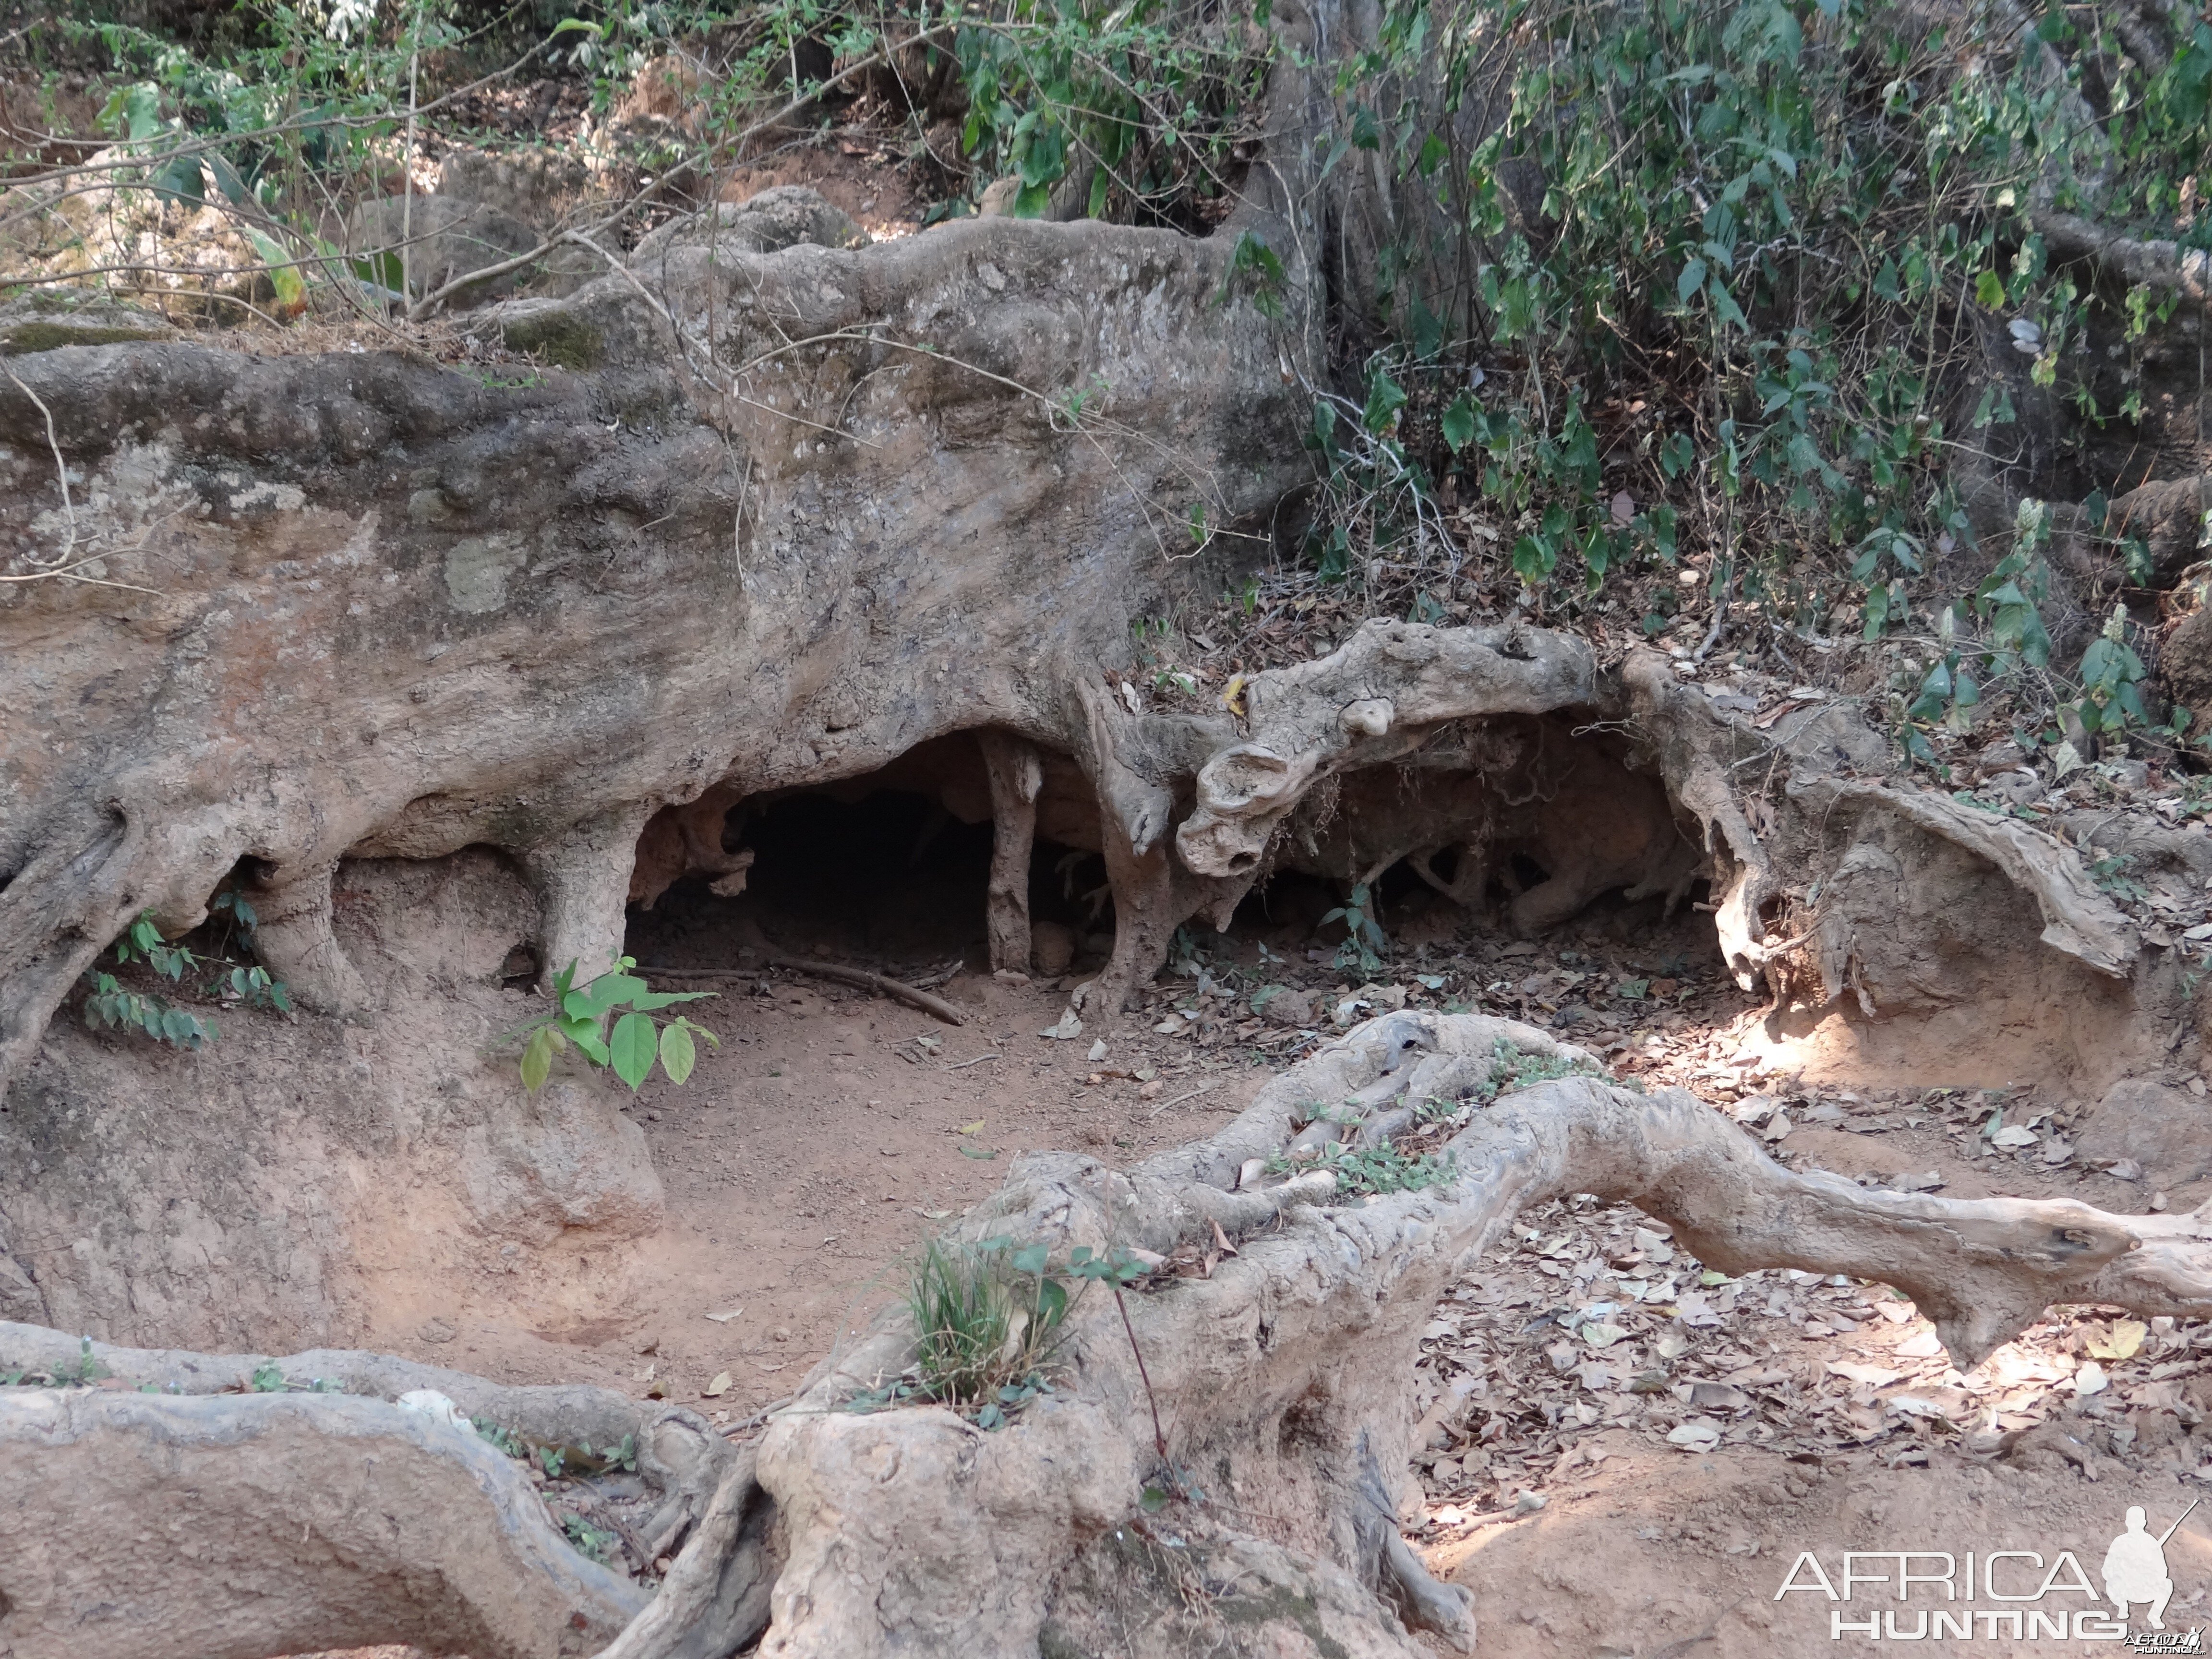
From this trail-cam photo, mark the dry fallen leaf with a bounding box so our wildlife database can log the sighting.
[958,1119,986,1135]
[1825,1360,1901,1388]
[703,1307,744,1324]
[2087,1320,2147,1361]
[702,1370,732,1398]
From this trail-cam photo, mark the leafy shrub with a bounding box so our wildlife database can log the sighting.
[513,956,719,1092]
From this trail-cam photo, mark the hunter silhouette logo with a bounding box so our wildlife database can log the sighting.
[2104,1503,2192,1630]
[1774,1498,2204,1643]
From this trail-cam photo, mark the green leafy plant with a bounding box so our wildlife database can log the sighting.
[948,0,1270,227]
[80,901,295,1050]
[251,1360,287,1392]
[473,1418,530,1459]
[62,1337,106,1387]
[113,909,199,979]
[1484,1038,1607,1097]
[1273,1141,1457,1196]
[2088,854,2149,903]
[1901,649,1982,764]
[470,1418,639,1476]
[10,1338,110,1388]
[902,1237,1066,1426]
[1319,881,1388,976]
[2068,605,2152,743]
[85,910,216,1049]
[561,1514,619,1564]
[84,974,217,1050]
[1239,0,2207,774]
[513,956,719,1092]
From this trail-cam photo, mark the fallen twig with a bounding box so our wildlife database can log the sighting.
[944,1052,1001,1070]
[719,1393,796,1438]
[1148,1082,1215,1117]
[635,959,966,1025]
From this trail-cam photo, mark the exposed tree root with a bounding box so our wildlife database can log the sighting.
[630,782,757,913]
[0,1323,738,1554]
[978,731,1043,975]
[0,1389,648,1659]
[2036,207,2212,304]
[638,958,970,1022]
[12,1014,2208,1657]
[590,1455,778,1659]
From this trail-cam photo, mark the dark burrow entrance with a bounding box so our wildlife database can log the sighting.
[624,716,1729,997]
[622,734,1115,980]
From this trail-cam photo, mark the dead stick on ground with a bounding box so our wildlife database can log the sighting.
[635,960,966,1026]
[1149,1082,1214,1117]
[720,1393,797,1438]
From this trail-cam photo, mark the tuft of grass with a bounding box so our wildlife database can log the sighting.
[891,1238,1072,1429]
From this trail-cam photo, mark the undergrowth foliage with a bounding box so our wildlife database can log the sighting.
[1279,0,2211,757]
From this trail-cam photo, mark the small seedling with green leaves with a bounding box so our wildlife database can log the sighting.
[469,1418,638,1478]
[1483,1039,1607,1098]
[561,1515,619,1565]
[513,956,719,1092]
[86,910,217,1049]
[65,1337,106,1386]
[474,1418,529,1459]
[2089,854,2149,903]
[1320,882,1388,976]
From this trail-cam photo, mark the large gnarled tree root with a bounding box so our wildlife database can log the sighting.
[0,1329,752,1659]
[0,1389,649,1659]
[12,1013,2212,1658]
